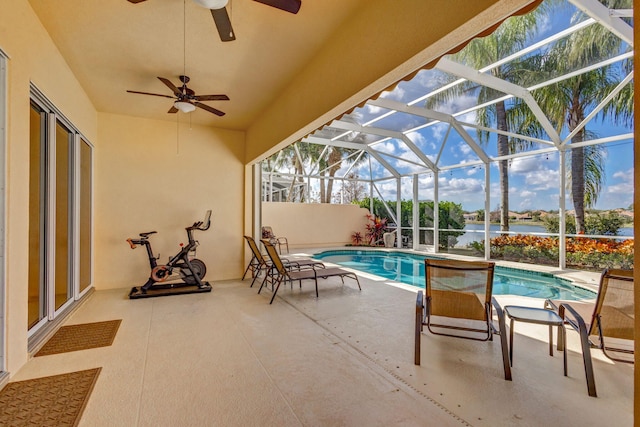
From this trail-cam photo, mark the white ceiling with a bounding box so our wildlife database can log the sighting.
[27,0,367,130]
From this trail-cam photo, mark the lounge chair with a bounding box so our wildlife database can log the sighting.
[545,268,634,397]
[242,235,323,288]
[415,258,512,380]
[262,226,289,254]
[260,239,361,304]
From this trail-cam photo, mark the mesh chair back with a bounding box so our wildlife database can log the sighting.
[261,239,287,275]
[425,259,494,322]
[592,269,634,340]
[244,236,267,265]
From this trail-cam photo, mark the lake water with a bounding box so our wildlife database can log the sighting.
[453,223,633,247]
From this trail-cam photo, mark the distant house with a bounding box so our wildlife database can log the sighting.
[513,212,533,221]
[463,212,478,221]
[613,208,634,220]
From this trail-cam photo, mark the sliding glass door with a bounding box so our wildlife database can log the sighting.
[29,89,93,334]
[28,102,46,330]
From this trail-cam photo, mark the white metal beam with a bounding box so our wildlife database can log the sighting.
[568,0,633,46]
[331,119,437,171]
[436,58,562,146]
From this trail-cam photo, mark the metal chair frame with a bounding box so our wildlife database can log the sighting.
[415,259,512,381]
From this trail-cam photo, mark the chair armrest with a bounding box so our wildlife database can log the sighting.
[491,297,507,336]
[276,236,288,244]
[558,302,589,337]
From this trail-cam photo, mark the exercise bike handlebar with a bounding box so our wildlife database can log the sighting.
[127,211,211,249]
[187,210,212,232]
[127,238,140,249]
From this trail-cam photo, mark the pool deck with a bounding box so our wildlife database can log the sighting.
[8,247,630,426]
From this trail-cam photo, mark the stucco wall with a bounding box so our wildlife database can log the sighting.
[262,202,370,249]
[96,113,245,289]
[0,0,99,374]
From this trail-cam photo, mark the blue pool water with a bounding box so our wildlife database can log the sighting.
[313,250,596,300]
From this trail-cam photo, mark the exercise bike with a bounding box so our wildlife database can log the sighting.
[126,210,212,299]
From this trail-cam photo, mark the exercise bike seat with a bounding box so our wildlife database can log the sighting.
[139,231,157,238]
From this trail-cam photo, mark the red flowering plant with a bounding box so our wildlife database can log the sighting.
[364,214,388,246]
[471,234,634,270]
[351,231,364,246]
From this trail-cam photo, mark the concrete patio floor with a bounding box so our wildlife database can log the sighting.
[10,261,633,426]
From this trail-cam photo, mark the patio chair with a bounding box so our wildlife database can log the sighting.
[415,259,512,381]
[262,226,289,254]
[545,268,634,397]
[260,239,361,304]
[242,235,323,288]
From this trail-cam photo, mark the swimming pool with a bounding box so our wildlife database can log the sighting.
[313,250,596,300]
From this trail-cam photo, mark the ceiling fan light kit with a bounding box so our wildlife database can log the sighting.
[127,75,228,116]
[192,0,228,10]
[174,101,197,113]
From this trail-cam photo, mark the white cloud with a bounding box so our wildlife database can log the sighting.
[430,124,448,144]
[374,141,398,156]
[458,142,472,156]
[519,198,532,210]
[613,168,633,181]
[381,86,406,102]
[366,104,383,115]
[520,190,535,198]
[435,93,478,115]
[407,130,437,152]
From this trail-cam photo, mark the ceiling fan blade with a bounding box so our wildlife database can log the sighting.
[127,0,148,3]
[211,8,236,42]
[157,77,181,96]
[194,94,230,101]
[195,102,225,116]
[168,106,179,114]
[253,0,301,14]
[127,90,175,99]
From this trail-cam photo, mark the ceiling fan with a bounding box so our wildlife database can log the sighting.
[127,0,302,42]
[127,75,229,116]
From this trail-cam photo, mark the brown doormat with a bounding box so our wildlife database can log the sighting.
[0,367,101,426]
[35,320,122,357]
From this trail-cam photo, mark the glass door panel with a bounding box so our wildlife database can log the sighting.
[54,120,72,310]
[79,139,92,292]
[28,103,46,329]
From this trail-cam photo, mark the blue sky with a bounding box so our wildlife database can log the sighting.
[332,0,634,213]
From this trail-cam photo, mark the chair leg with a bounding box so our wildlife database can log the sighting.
[249,265,264,288]
[561,326,567,377]
[269,277,284,305]
[242,255,257,280]
[579,329,597,397]
[557,324,565,351]
[509,318,514,367]
[498,321,512,380]
[415,292,423,365]
[492,298,512,381]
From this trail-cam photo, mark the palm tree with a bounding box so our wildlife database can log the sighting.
[316,146,365,203]
[264,144,306,202]
[512,0,632,233]
[426,7,546,232]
